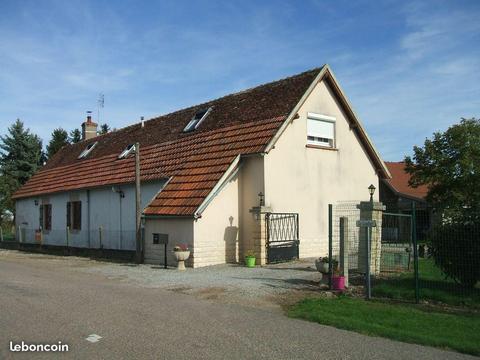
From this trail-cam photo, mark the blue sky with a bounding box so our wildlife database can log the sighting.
[0,0,479,160]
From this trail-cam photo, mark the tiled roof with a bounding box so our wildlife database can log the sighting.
[14,67,322,215]
[384,161,429,200]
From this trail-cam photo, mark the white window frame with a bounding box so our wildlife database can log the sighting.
[78,141,98,159]
[306,113,336,148]
[183,107,212,132]
[118,144,135,159]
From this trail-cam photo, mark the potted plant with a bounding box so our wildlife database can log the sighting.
[315,256,337,274]
[332,265,345,291]
[245,250,256,268]
[173,244,190,271]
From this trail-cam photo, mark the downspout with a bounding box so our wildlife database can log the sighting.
[87,190,91,248]
[119,190,123,250]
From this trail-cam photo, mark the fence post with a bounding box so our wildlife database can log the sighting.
[328,204,333,290]
[66,226,70,248]
[412,202,420,303]
[99,226,103,250]
[0,227,3,242]
[366,225,372,299]
[339,217,349,287]
[18,226,22,243]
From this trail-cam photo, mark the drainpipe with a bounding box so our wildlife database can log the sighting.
[87,190,91,248]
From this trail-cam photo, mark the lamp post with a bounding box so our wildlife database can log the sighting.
[368,184,376,203]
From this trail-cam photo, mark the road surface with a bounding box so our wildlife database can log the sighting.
[0,251,474,359]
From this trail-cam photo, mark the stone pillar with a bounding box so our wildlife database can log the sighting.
[249,206,271,266]
[357,201,385,275]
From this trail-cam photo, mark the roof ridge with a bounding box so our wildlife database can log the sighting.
[50,67,323,150]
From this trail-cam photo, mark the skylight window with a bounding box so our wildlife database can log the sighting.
[78,141,98,159]
[183,107,212,132]
[118,144,135,159]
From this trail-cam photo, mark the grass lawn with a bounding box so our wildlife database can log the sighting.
[372,258,480,308]
[289,296,480,356]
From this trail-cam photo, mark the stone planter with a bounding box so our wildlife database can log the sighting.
[315,259,330,274]
[173,250,190,270]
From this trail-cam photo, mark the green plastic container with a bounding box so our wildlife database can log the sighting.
[245,256,256,268]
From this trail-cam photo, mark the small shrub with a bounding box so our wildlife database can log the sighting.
[430,221,480,288]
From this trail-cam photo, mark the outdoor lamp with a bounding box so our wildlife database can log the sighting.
[258,192,265,207]
[368,184,376,201]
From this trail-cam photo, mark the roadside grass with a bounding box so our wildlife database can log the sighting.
[372,258,480,308]
[288,296,480,356]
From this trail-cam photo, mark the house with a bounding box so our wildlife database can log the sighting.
[379,161,431,240]
[13,65,390,267]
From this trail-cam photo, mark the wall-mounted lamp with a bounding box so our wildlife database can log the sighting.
[34,200,39,206]
[258,192,265,207]
[368,184,376,202]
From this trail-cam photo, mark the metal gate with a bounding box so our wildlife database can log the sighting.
[380,212,413,273]
[265,213,299,263]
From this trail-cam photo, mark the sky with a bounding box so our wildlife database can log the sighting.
[0,0,479,161]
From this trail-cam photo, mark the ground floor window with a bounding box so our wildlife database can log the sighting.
[67,201,82,230]
[39,204,52,231]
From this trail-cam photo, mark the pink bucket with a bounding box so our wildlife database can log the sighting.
[332,276,345,290]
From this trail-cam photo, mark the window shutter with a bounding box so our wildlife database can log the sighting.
[45,205,52,231]
[307,118,334,139]
[39,205,44,229]
[66,202,71,228]
[73,202,82,230]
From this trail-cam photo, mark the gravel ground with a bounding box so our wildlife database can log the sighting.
[0,250,326,310]
[80,257,327,309]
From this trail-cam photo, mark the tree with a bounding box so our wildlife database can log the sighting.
[46,128,69,159]
[405,118,480,220]
[69,128,81,143]
[99,123,110,135]
[405,118,480,288]
[0,119,44,217]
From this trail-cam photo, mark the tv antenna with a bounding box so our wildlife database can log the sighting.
[97,93,104,124]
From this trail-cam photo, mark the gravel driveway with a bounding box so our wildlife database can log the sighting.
[81,257,326,310]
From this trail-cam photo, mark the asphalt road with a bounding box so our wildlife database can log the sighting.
[0,252,474,360]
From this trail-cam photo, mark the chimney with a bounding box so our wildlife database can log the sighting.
[81,111,98,140]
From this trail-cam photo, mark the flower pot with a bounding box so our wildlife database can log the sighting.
[332,275,345,291]
[315,259,330,274]
[245,256,256,268]
[173,250,190,270]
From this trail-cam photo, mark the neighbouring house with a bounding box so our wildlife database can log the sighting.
[13,65,390,267]
[380,161,432,240]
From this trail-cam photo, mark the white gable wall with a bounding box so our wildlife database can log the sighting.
[264,79,380,257]
[193,172,240,267]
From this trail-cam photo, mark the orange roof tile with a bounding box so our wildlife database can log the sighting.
[384,161,429,200]
[14,68,322,216]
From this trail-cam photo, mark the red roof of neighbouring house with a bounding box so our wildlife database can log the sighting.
[13,68,323,215]
[384,161,429,200]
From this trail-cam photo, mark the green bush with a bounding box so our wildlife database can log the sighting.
[430,221,480,288]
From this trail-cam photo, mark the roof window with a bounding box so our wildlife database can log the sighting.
[183,107,212,132]
[118,144,135,159]
[78,141,98,159]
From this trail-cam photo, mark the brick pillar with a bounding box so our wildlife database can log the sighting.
[357,201,385,275]
[249,206,271,266]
